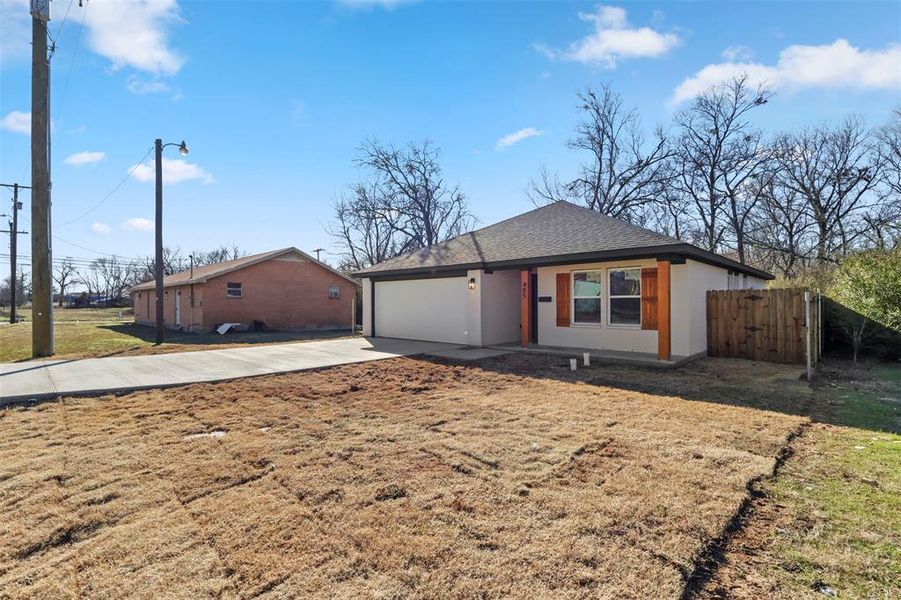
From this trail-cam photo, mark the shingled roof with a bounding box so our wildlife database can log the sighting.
[356,201,773,279]
[131,247,358,292]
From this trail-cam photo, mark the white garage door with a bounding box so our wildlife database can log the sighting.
[374,277,468,344]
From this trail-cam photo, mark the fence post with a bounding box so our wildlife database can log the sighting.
[805,290,812,380]
[817,290,823,360]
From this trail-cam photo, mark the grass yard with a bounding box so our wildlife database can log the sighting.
[0,355,808,598]
[702,360,901,599]
[0,353,896,598]
[0,306,133,323]
[0,307,353,362]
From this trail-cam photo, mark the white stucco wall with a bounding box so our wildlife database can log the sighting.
[480,270,521,345]
[364,259,761,353]
[683,260,730,355]
[371,276,470,344]
[536,259,660,354]
[361,278,373,336]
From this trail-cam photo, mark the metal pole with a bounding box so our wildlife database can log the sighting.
[10,184,18,323]
[804,290,811,381]
[31,12,53,357]
[154,138,164,345]
[818,290,823,359]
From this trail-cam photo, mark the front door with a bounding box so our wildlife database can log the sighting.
[175,290,181,328]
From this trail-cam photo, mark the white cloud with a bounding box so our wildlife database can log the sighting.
[0,0,29,63]
[122,218,153,232]
[672,39,901,104]
[537,5,680,68]
[125,76,171,95]
[496,127,545,150]
[64,151,106,166]
[84,0,185,76]
[721,45,754,62]
[91,222,112,235]
[0,110,30,134]
[337,0,418,9]
[130,158,215,185]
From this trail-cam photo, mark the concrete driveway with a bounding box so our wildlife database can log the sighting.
[0,337,460,404]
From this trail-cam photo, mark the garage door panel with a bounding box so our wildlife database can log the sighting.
[375,278,468,344]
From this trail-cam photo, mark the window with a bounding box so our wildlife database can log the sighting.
[329,286,341,299]
[728,272,745,290]
[608,268,641,326]
[572,271,601,324]
[226,282,243,298]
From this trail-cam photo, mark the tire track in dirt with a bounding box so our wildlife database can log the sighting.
[679,421,810,599]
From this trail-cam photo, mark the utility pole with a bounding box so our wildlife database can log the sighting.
[151,138,189,345]
[312,248,325,261]
[155,138,164,345]
[31,0,53,357]
[1,183,30,323]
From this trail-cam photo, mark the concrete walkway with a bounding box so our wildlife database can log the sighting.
[0,337,459,404]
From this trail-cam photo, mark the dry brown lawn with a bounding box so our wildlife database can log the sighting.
[0,355,807,599]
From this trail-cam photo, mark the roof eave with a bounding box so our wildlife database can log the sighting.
[357,244,774,281]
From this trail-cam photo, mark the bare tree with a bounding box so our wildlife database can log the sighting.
[529,84,672,221]
[192,244,246,266]
[773,117,882,262]
[673,75,772,254]
[331,140,473,271]
[875,107,901,199]
[88,257,133,305]
[330,182,403,271]
[53,258,80,307]
[355,139,473,251]
[747,179,816,277]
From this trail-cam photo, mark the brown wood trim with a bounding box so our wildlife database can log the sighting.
[641,267,658,331]
[520,270,531,347]
[657,260,671,360]
[555,272,570,327]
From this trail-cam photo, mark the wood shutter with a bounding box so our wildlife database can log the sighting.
[641,267,658,330]
[555,273,570,327]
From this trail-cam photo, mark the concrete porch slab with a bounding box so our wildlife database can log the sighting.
[485,343,704,369]
[425,347,512,361]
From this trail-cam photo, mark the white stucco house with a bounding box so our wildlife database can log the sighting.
[355,201,771,362]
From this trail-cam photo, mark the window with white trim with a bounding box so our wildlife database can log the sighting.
[572,271,602,324]
[226,282,243,297]
[608,268,641,326]
[329,286,341,299]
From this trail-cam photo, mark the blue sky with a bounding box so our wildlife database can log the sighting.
[1,0,899,270]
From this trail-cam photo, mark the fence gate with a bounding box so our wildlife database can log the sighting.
[706,288,820,365]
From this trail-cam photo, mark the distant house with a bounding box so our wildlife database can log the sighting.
[355,201,772,362]
[131,247,358,333]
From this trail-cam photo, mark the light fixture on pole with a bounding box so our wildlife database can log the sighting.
[154,138,190,345]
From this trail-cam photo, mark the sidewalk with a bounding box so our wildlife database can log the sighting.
[0,337,459,404]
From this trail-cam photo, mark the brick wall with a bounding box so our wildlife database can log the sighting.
[200,256,355,331]
[132,256,356,332]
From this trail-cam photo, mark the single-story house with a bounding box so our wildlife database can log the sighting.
[355,201,772,361]
[131,247,358,333]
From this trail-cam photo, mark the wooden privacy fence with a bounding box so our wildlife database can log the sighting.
[707,288,821,367]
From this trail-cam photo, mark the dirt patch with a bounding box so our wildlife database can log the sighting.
[0,354,805,598]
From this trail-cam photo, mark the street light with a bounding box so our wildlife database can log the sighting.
[154,138,189,345]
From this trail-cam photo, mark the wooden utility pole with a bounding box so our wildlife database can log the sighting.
[154,138,164,345]
[31,1,53,356]
[1,183,30,323]
[312,248,325,261]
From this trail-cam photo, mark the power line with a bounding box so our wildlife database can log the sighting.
[53,0,87,125]
[59,146,153,226]
[53,0,75,39]
[1,253,147,266]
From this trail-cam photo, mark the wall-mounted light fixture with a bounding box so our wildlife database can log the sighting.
[468,277,476,290]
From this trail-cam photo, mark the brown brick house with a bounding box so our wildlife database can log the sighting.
[131,248,358,332]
